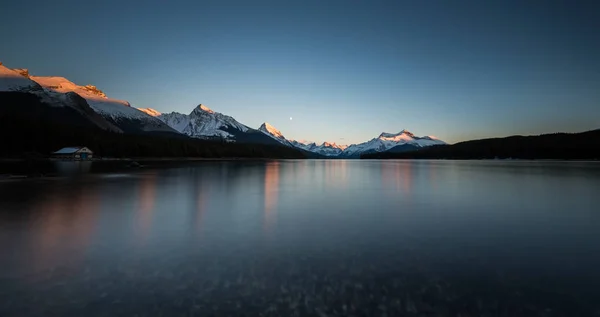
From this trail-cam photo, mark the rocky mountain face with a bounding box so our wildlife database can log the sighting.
[140,106,285,145]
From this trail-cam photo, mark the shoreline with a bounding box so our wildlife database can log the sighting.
[1,158,598,181]
[0,157,300,163]
[1,157,599,162]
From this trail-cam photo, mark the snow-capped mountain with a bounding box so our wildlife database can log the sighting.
[0,63,176,135]
[144,105,284,145]
[340,130,446,157]
[257,123,350,156]
[325,142,348,150]
[1,64,124,133]
[258,122,295,147]
[259,122,285,140]
[290,140,315,151]
[138,108,161,117]
[317,142,347,156]
[257,121,444,158]
[2,62,446,157]
[148,104,250,139]
[0,65,42,92]
[292,141,348,156]
[284,130,445,158]
[29,75,176,134]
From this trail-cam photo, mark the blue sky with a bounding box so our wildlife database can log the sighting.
[1,0,599,144]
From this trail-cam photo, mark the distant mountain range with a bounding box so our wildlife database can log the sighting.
[0,62,446,158]
[4,61,594,160]
[362,129,600,160]
[137,105,447,158]
[255,121,446,158]
[0,63,303,159]
[257,122,348,156]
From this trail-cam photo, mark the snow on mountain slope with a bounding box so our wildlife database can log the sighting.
[340,130,446,157]
[0,65,42,92]
[258,122,295,147]
[290,140,313,151]
[26,75,176,133]
[323,142,348,151]
[311,142,347,156]
[33,76,137,119]
[1,65,124,133]
[294,140,314,146]
[138,108,161,117]
[326,142,348,150]
[1,67,83,107]
[259,122,285,139]
[157,104,251,139]
[288,140,348,156]
[257,123,350,156]
[378,131,444,147]
[3,63,446,152]
[158,112,191,133]
[185,104,250,138]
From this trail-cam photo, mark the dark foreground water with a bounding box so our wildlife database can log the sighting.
[1,160,599,317]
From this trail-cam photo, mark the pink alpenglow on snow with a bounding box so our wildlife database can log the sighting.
[260,122,285,139]
[0,64,41,91]
[138,108,162,117]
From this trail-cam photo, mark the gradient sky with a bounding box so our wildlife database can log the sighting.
[1,0,599,144]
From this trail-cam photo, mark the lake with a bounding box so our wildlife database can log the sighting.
[1,160,599,316]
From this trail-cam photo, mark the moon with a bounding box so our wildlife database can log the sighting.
[290,117,293,121]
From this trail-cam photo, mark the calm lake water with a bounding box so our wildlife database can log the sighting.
[1,160,599,317]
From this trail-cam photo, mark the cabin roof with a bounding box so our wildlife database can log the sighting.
[53,147,87,154]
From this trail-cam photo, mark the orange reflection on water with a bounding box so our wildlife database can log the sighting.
[381,163,394,188]
[263,162,280,233]
[400,162,412,195]
[382,162,413,196]
[134,173,157,245]
[28,185,100,275]
[195,187,208,234]
[429,163,438,191]
[325,160,348,188]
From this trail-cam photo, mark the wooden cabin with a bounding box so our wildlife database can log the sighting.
[52,147,93,160]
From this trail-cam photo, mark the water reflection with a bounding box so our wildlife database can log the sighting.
[263,162,279,233]
[27,184,100,274]
[325,160,348,188]
[193,170,209,235]
[1,161,599,316]
[428,161,438,191]
[381,161,413,196]
[53,161,92,175]
[134,173,157,245]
